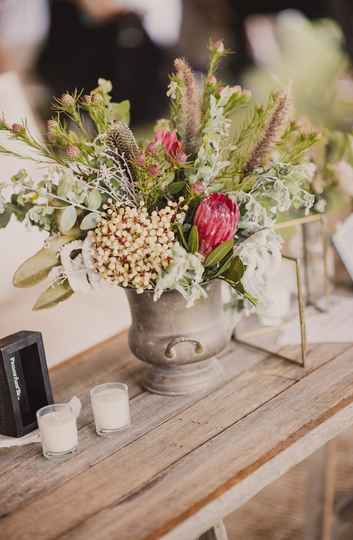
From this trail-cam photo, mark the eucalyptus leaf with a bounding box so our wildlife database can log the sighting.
[204,240,234,268]
[13,233,79,288]
[33,279,74,310]
[0,207,12,228]
[87,190,102,210]
[57,174,74,197]
[110,100,130,124]
[80,212,98,230]
[58,205,77,233]
[187,225,199,254]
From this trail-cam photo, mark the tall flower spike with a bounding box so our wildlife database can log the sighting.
[174,58,201,154]
[243,90,292,176]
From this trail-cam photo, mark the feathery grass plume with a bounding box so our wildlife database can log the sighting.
[201,39,229,124]
[171,58,201,154]
[106,121,139,162]
[277,120,321,165]
[242,90,292,176]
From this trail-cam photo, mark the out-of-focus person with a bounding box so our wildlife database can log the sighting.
[37,0,182,126]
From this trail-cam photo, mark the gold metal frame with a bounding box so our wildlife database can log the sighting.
[233,214,329,368]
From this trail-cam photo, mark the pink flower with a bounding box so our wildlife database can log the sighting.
[65,145,80,159]
[194,194,240,256]
[193,181,206,194]
[148,164,160,176]
[135,153,146,166]
[146,142,158,155]
[12,123,25,134]
[154,129,186,162]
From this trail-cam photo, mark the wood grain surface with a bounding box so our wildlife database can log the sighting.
[1,330,353,540]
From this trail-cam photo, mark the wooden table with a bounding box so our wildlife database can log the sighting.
[1,332,353,540]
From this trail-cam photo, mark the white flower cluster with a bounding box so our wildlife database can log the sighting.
[154,244,206,306]
[189,89,236,186]
[235,229,283,316]
[93,201,182,293]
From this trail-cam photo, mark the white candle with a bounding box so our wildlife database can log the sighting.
[91,383,131,435]
[37,404,78,459]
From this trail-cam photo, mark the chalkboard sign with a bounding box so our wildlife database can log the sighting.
[0,331,53,437]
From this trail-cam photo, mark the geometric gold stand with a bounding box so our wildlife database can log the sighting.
[233,214,330,368]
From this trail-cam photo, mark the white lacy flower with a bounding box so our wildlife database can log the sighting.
[154,244,206,307]
[57,236,104,293]
[166,80,179,100]
[189,94,232,186]
[235,229,283,317]
[232,191,273,232]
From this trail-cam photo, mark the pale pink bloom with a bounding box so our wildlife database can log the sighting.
[135,153,146,166]
[193,181,206,194]
[154,129,186,162]
[148,164,160,177]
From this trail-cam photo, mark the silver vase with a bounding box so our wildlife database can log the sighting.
[125,280,233,396]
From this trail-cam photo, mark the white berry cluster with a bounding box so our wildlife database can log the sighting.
[92,200,184,293]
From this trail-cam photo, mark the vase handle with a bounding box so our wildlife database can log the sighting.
[164,337,204,359]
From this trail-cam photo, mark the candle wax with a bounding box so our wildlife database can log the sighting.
[92,388,130,431]
[39,410,78,454]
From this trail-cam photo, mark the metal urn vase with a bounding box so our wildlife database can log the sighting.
[125,280,233,396]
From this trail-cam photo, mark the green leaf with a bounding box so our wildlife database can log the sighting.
[80,212,98,230]
[13,233,79,288]
[187,225,199,254]
[167,181,186,195]
[0,207,12,228]
[86,190,102,210]
[33,279,74,310]
[175,223,188,250]
[204,240,234,268]
[224,256,245,283]
[209,251,234,279]
[57,205,77,233]
[110,100,130,124]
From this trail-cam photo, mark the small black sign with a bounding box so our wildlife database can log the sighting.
[0,331,53,437]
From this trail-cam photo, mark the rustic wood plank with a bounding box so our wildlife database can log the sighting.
[1,343,352,540]
[304,442,337,540]
[198,521,229,540]
[0,332,141,475]
[0,342,265,516]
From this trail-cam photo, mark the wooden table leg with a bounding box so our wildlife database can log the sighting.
[304,441,337,540]
[198,521,229,540]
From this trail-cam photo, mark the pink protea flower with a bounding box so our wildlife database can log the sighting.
[194,193,240,256]
[154,129,186,163]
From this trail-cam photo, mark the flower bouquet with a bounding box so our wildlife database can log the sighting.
[0,42,318,394]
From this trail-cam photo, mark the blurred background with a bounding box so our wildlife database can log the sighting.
[0,1,353,539]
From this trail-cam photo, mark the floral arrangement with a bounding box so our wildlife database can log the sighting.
[0,42,319,312]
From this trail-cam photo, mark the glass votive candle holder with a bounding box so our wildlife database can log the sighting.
[90,382,131,437]
[37,403,78,460]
